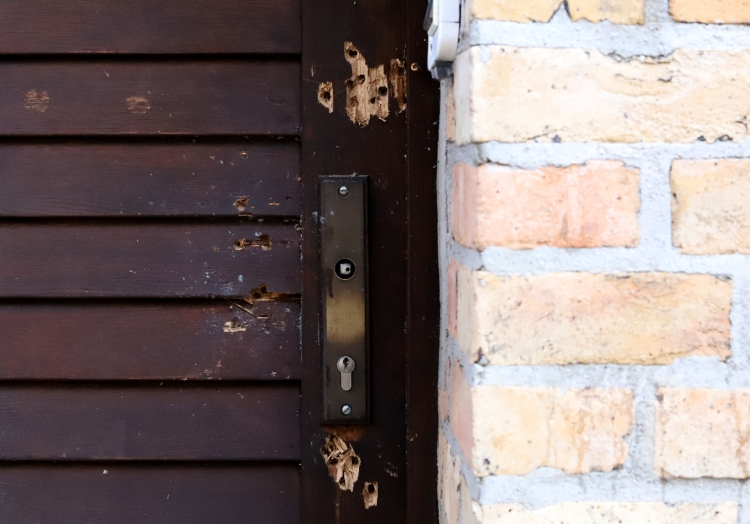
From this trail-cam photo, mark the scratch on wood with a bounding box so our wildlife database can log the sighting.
[320,434,361,492]
[126,96,151,114]
[389,59,407,113]
[363,482,379,509]
[24,90,49,113]
[317,82,334,113]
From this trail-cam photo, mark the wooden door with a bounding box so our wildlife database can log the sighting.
[0,1,438,523]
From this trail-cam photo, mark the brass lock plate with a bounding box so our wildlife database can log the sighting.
[320,175,369,423]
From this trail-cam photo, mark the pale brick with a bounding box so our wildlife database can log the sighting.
[466,386,633,476]
[474,502,738,524]
[458,271,731,366]
[439,430,461,524]
[452,162,640,250]
[447,259,459,337]
[469,0,644,23]
[655,388,750,479]
[671,0,750,23]
[445,81,457,143]
[454,46,750,144]
[672,159,750,254]
[449,360,474,464]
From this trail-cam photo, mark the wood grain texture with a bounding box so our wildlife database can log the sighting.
[0,142,300,217]
[405,2,441,522]
[0,384,299,460]
[0,300,299,380]
[0,222,300,298]
[0,464,299,524]
[0,0,300,54]
[0,61,299,135]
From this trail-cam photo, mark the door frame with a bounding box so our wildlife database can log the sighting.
[300,1,440,522]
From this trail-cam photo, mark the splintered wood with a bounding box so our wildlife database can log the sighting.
[320,434,361,491]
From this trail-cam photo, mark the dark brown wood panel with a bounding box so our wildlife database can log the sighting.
[0,142,300,217]
[0,0,300,55]
[0,464,299,524]
[0,222,300,297]
[0,300,299,380]
[0,384,299,460]
[0,61,299,136]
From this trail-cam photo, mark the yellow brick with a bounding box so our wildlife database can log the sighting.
[469,0,644,23]
[474,502,738,524]
[467,387,633,476]
[452,162,640,250]
[569,0,645,23]
[656,388,750,479]
[458,271,731,365]
[671,0,750,23]
[672,159,750,254]
[468,0,562,22]
[454,47,750,144]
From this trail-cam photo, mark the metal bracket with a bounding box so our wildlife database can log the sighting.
[320,176,369,424]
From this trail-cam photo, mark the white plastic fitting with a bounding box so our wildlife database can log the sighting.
[426,0,460,78]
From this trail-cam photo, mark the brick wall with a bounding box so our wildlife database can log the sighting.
[437,1,750,522]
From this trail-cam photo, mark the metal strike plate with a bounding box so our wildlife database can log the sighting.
[320,176,369,423]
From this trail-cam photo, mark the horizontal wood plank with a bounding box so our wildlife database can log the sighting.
[0,384,299,460]
[0,61,299,135]
[0,301,299,380]
[0,464,299,524]
[0,0,300,54]
[0,142,300,217]
[0,223,300,297]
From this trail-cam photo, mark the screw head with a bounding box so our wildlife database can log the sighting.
[338,186,350,197]
[341,404,353,416]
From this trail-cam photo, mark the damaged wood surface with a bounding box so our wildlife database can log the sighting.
[0,61,299,136]
[0,222,300,297]
[363,481,379,509]
[0,0,300,54]
[0,300,300,380]
[320,434,361,492]
[0,384,300,460]
[0,464,300,524]
[0,142,300,217]
[343,42,391,126]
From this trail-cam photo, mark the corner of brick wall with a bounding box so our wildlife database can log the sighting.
[437,1,750,522]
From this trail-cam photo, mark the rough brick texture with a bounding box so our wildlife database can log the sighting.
[469,0,645,24]
[458,269,732,366]
[656,388,750,479]
[670,0,750,23]
[439,430,461,524]
[454,382,634,476]
[473,502,738,524]
[452,162,640,250]
[672,159,750,254]
[454,46,750,144]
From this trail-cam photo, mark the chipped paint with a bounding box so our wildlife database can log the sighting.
[320,434,361,492]
[233,196,251,215]
[222,320,246,333]
[243,284,299,304]
[389,59,407,113]
[343,42,391,126]
[233,234,272,251]
[318,82,334,113]
[24,90,49,113]
[126,96,151,114]
[363,482,379,509]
